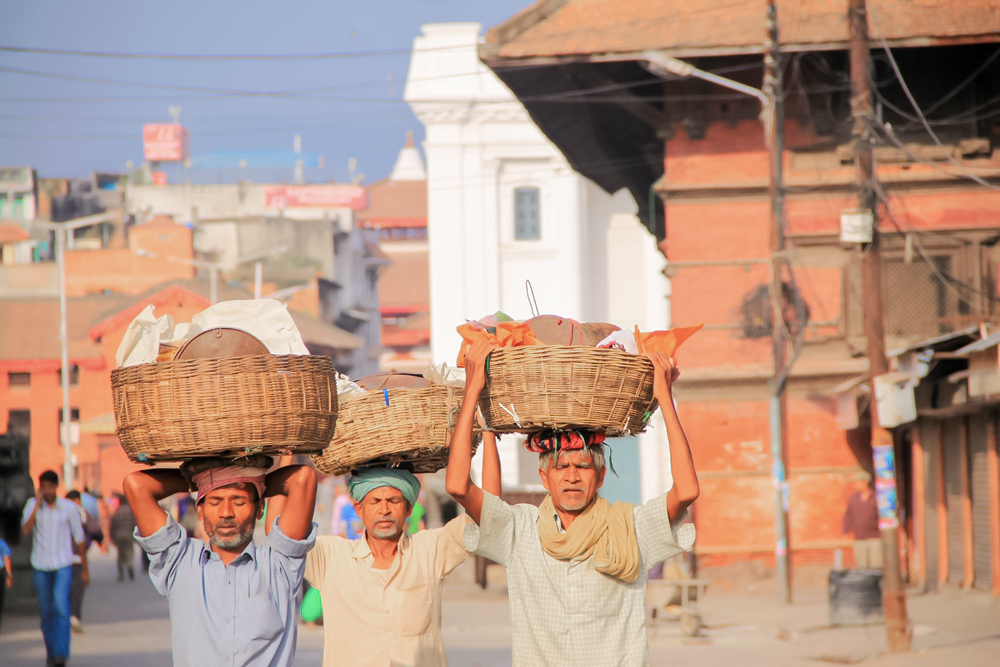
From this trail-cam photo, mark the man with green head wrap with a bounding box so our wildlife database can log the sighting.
[270,462,498,667]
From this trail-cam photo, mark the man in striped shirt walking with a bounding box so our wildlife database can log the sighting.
[22,470,89,667]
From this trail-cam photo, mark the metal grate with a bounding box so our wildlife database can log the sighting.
[882,255,968,340]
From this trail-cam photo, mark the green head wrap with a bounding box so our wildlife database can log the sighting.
[348,468,421,507]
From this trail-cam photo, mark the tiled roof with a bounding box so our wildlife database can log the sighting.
[0,294,132,362]
[378,250,429,308]
[0,223,29,244]
[484,0,1000,61]
[358,178,427,225]
[0,279,364,367]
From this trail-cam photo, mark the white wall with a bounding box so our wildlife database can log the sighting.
[407,23,672,496]
[127,182,353,227]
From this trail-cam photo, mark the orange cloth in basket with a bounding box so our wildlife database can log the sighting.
[456,320,703,367]
[633,323,703,357]
[456,321,539,367]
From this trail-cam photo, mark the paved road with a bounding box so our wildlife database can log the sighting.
[2,551,998,666]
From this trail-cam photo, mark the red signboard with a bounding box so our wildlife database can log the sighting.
[150,172,167,186]
[143,124,189,162]
[263,185,367,210]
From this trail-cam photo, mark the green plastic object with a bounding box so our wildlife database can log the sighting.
[300,586,323,622]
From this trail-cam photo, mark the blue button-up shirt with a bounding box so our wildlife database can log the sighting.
[135,515,316,667]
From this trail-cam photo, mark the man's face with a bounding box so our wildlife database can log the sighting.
[197,485,261,550]
[538,450,606,513]
[39,480,58,504]
[354,486,411,540]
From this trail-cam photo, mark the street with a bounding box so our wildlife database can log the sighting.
[2,551,998,666]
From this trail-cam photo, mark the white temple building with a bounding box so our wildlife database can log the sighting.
[405,23,674,503]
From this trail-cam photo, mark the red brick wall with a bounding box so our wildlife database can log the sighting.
[0,287,212,497]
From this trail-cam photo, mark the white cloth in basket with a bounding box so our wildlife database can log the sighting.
[116,299,309,367]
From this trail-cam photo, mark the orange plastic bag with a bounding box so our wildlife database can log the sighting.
[456,321,539,367]
[633,323,704,357]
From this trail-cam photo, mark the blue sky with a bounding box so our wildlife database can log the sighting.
[0,0,529,183]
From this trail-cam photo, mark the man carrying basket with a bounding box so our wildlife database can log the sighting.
[123,455,318,667]
[267,456,501,667]
[446,341,700,666]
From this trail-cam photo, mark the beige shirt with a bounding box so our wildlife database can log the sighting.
[305,515,471,667]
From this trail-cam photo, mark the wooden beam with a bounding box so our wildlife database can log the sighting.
[912,422,927,591]
[988,410,1000,597]
[960,417,975,589]
[936,420,949,586]
[567,67,667,133]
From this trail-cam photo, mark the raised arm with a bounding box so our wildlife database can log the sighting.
[445,340,494,524]
[480,431,502,499]
[122,469,189,537]
[263,463,317,541]
[21,495,39,535]
[647,351,700,522]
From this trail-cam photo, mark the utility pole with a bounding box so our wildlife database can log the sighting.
[848,0,910,651]
[763,0,792,604]
[56,225,73,491]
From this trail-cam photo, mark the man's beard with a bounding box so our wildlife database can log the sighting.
[206,517,255,549]
[370,516,403,539]
[556,488,595,513]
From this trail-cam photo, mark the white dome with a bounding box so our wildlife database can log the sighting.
[389,131,427,181]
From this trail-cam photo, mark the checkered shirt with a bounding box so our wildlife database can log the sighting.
[464,492,695,667]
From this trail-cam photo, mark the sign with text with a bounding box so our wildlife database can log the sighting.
[263,184,367,210]
[143,124,189,162]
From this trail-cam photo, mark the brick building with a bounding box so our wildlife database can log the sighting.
[358,133,432,372]
[479,0,1000,584]
[1,212,361,497]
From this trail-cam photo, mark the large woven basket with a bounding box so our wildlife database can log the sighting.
[479,346,658,436]
[312,384,479,476]
[112,355,338,463]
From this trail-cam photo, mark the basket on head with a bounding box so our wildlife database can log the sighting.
[311,371,479,476]
[479,346,657,436]
[111,354,338,463]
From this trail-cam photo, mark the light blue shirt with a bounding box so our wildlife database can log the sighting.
[21,497,85,571]
[135,515,317,667]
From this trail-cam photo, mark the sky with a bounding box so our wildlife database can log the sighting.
[0,0,530,184]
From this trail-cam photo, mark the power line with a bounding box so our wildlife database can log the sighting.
[0,43,462,61]
[867,7,1000,195]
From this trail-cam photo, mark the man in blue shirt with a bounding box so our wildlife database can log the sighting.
[22,470,88,667]
[124,455,317,667]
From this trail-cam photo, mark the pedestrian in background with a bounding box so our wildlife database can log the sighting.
[65,490,92,633]
[110,494,137,581]
[21,470,89,667]
[0,536,12,634]
[842,471,882,569]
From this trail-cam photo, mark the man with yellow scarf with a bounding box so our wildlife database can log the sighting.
[446,341,700,666]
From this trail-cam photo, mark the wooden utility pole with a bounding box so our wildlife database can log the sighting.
[763,0,792,604]
[848,0,911,652]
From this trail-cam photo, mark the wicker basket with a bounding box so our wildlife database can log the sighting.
[479,346,658,436]
[311,384,479,476]
[112,355,338,463]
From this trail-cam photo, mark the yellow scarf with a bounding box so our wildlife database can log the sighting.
[537,494,640,583]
